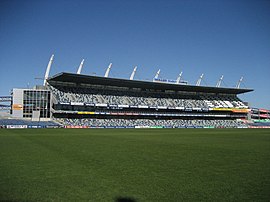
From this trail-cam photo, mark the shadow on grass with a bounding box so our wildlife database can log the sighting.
[115,197,137,202]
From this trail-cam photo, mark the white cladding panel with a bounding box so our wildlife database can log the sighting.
[12,89,24,118]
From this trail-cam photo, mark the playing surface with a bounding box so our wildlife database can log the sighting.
[0,129,270,201]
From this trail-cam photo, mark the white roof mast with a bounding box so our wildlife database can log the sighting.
[176,71,183,84]
[216,75,224,87]
[153,69,160,81]
[76,59,85,74]
[236,76,244,89]
[43,54,54,86]
[129,66,137,80]
[196,73,204,86]
[104,63,112,77]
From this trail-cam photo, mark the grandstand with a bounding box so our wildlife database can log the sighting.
[46,72,251,128]
[2,55,259,128]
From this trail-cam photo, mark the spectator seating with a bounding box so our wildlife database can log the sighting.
[49,85,248,109]
[56,118,247,128]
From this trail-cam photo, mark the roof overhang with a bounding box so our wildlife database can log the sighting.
[48,72,253,95]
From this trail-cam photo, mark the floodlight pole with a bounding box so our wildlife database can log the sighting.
[176,71,183,84]
[196,73,204,86]
[104,63,112,77]
[43,54,54,86]
[77,59,85,74]
[153,69,160,81]
[236,76,243,89]
[129,66,137,80]
[216,75,224,87]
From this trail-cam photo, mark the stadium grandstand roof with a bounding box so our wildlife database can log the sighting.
[48,72,253,95]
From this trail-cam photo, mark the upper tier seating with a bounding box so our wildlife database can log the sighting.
[49,85,248,109]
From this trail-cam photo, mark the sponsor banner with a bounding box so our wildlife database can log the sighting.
[176,107,185,110]
[66,126,89,128]
[130,105,138,108]
[150,106,157,109]
[213,115,227,117]
[95,103,108,107]
[153,78,177,83]
[232,109,249,113]
[88,126,105,128]
[249,126,270,128]
[7,125,27,129]
[192,107,202,111]
[153,78,188,84]
[46,126,60,128]
[109,104,118,107]
[116,113,125,115]
[77,111,95,114]
[59,102,70,105]
[138,105,149,108]
[157,106,167,109]
[184,108,193,111]
[12,104,23,110]
[135,126,150,128]
[213,108,232,111]
[71,102,84,106]
[28,125,42,128]
[118,105,129,108]
[150,126,163,128]
[253,119,270,122]
[85,103,95,106]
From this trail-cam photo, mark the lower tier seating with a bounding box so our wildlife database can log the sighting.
[56,118,247,128]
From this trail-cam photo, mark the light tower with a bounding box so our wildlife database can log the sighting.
[76,59,85,74]
[216,75,224,87]
[104,63,112,77]
[153,69,160,81]
[43,54,54,86]
[196,73,204,86]
[236,76,244,88]
[129,66,137,80]
[176,71,183,84]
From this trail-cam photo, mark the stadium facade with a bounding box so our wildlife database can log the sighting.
[5,55,261,129]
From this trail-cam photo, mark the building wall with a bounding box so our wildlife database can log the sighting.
[12,89,24,118]
[12,88,51,119]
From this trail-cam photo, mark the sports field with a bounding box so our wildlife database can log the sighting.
[0,128,270,201]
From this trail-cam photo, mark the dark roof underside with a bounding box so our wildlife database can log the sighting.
[48,72,253,95]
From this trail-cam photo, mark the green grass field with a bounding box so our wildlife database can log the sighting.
[0,129,270,202]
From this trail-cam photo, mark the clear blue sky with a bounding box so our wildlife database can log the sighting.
[0,0,269,109]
